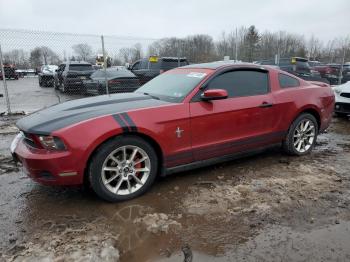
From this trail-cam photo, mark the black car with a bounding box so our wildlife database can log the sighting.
[0,65,19,80]
[258,57,329,83]
[38,65,58,87]
[83,67,140,95]
[341,64,350,84]
[129,57,189,85]
[55,61,94,93]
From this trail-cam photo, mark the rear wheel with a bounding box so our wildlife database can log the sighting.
[89,136,158,202]
[282,113,318,155]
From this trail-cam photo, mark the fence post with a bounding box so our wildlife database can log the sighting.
[101,35,109,95]
[338,48,346,85]
[0,43,11,114]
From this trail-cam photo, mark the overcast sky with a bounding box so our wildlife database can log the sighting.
[0,0,349,42]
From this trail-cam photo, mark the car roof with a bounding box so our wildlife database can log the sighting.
[181,61,268,70]
[65,61,91,65]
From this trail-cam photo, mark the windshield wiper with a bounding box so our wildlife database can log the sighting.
[143,92,160,100]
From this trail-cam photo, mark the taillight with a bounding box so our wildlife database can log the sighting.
[108,79,121,85]
[325,68,331,74]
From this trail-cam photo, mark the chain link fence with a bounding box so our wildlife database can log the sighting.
[1,28,349,114]
[0,29,157,114]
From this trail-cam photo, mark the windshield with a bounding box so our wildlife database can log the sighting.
[136,70,208,103]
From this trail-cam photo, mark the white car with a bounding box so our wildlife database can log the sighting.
[333,81,350,116]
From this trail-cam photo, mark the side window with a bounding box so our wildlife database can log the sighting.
[140,60,149,69]
[279,73,300,88]
[132,62,141,70]
[206,70,269,98]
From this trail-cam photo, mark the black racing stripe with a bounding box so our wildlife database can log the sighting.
[121,113,138,132]
[113,114,129,133]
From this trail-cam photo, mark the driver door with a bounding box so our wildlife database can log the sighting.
[189,69,280,161]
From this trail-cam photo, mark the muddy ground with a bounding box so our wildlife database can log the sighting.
[0,113,350,262]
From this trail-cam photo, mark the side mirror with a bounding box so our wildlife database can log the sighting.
[201,89,228,101]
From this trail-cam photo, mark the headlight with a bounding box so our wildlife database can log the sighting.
[334,88,341,94]
[38,135,66,151]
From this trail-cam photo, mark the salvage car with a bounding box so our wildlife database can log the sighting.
[38,65,58,87]
[258,57,329,83]
[129,56,189,85]
[82,67,140,95]
[333,81,350,117]
[11,62,334,202]
[0,65,19,80]
[56,61,94,93]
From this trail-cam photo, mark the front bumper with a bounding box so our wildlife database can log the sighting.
[11,135,83,186]
[334,102,350,114]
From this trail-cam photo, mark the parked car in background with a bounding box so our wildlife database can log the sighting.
[257,57,329,83]
[11,62,334,201]
[129,56,189,85]
[0,65,19,80]
[38,65,58,87]
[333,81,350,116]
[312,64,342,85]
[342,63,350,84]
[55,61,94,93]
[82,67,140,95]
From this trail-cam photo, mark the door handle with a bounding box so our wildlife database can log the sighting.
[259,102,273,108]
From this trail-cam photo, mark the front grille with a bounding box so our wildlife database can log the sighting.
[22,132,38,148]
[340,93,350,98]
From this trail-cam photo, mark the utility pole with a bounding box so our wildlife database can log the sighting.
[0,43,11,114]
[101,35,109,95]
[338,47,346,85]
[235,27,238,61]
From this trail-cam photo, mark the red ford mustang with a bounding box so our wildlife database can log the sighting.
[11,62,334,201]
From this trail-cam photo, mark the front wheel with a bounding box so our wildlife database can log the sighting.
[282,113,318,155]
[89,136,158,202]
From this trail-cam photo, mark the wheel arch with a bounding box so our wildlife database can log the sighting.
[83,131,164,184]
[292,106,321,130]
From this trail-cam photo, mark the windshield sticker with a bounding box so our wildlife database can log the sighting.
[187,72,207,78]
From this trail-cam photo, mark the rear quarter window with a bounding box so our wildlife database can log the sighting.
[279,73,300,88]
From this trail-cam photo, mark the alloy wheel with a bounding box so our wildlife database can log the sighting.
[101,145,151,196]
[293,119,316,153]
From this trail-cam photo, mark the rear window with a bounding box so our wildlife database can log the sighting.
[92,69,135,78]
[144,59,188,70]
[161,59,188,69]
[279,73,300,88]
[69,64,93,71]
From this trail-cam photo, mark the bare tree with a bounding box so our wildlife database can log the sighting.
[72,43,93,61]
[29,46,60,67]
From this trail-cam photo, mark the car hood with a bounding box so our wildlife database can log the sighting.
[337,81,350,92]
[16,93,171,135]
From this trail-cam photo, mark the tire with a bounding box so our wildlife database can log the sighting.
[282,113,318,156]
[39,78,43,87]
[89,136,158,202]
